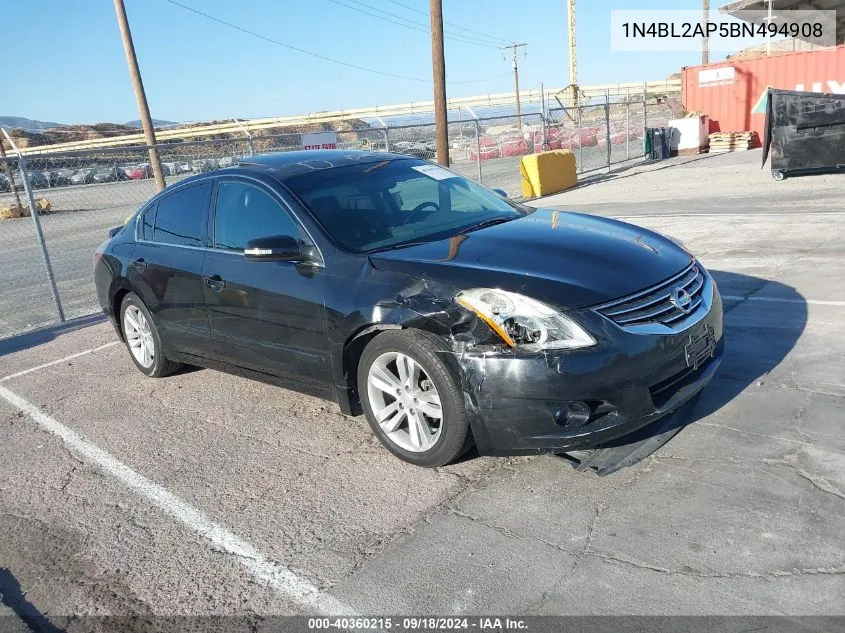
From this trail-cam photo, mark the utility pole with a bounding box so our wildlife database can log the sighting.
[113,0,166,191]
[566,0,578,108]
[430,0,449,166]
[702,0,710,65]
[503,42,528,135]
[765,0,774,56]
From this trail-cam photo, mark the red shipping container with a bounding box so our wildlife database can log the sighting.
[682,45,845,144]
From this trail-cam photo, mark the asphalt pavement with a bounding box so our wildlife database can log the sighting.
[0,150,842,625]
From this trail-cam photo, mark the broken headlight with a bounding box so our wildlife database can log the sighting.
[456,288,596,351]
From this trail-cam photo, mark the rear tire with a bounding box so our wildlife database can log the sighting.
[119,292,181,378]
[358,329,473,467]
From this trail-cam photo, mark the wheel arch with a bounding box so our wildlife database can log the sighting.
[109,278,134,341]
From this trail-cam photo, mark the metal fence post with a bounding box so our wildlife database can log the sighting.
[462,106,482,184]
[605,90,612,172]
[18,155,65,323]
[577,106,583,173]
[233,119,255,156]
[474,120,482,183]
[642,81,648,156]
[625,88,631,160]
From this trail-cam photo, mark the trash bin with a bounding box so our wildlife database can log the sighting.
[762,87,845,181]
[645,127,671,160]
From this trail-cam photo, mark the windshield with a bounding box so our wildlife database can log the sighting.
[284,158,527,253]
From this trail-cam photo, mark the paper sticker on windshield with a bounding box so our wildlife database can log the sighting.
[412,164,456,180]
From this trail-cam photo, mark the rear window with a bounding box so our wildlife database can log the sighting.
[152,183,212,247]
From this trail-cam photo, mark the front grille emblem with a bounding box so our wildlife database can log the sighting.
[670,287,693,313]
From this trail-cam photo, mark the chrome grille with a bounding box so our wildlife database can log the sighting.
[595,263,706,329]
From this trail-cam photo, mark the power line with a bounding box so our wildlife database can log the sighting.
[327,0,500,48]
[162,0,426,81]
[384,0,509,45]
[161,0,505,85]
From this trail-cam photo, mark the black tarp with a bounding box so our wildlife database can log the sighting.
[762,88,845,178]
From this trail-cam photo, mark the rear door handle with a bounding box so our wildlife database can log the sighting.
[134,258,147,270]
[204,274,227,292]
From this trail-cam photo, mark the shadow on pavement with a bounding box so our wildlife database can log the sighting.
[0,314,106,357]
[570,152,722,192]
[0,567,64,633]
[558,270,807,476]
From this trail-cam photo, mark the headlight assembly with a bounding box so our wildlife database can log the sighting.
[456,288,596,351]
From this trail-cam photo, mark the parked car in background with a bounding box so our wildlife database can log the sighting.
[70,168,96,185]
[392,141,436,160]
[94,150,723,468]
[93,166,128,183]
[48,169,76,187]
[25,170,50,189]
[125,164,153,180]
[191,159,217,173]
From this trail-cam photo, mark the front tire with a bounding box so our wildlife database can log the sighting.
[120,292,181,378]
[358,330,473,467]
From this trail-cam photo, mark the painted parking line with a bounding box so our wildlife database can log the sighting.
[722,295,845,307]
[0,383,354,616]
[0,341,121,383]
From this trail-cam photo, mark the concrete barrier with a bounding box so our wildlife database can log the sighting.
[519,150,578,198]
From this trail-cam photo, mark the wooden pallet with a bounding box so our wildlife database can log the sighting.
[708,131,758,152]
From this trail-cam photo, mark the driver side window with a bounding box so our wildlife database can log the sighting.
[214,181,301,251]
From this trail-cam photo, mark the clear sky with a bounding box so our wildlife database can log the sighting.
[1,0,716,125]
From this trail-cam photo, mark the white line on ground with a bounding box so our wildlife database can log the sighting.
[722,295,845,306]
[0,383,353,616]
[0,342,121,383]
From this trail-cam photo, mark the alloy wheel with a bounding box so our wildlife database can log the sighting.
[366,351,443,452]
[123,305,155,368]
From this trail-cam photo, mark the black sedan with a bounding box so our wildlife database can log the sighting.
[94,150,723,467]
[93,166,129,183]
[70,168,96,185]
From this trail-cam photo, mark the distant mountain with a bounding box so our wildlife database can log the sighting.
[125,119,178,128]
[0,116,64,131]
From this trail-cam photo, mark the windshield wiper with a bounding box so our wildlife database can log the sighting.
[456,215,515,235]
[370,239,437,253]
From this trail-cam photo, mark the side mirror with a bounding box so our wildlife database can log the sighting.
[492,188,508,199]
[244,235,313,262]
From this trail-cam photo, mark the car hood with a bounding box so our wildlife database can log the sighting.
[368,209,693,309]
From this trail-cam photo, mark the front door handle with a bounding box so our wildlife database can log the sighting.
[204,274,227,292]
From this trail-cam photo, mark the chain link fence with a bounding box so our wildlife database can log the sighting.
[0,88,680,340]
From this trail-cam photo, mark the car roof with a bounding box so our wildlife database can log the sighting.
[149,150,420,196]
[237,149,412,181]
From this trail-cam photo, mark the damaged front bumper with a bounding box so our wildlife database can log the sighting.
[454,287,724,456]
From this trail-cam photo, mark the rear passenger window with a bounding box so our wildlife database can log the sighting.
[153,183,212,247]
[140,204,156,241]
